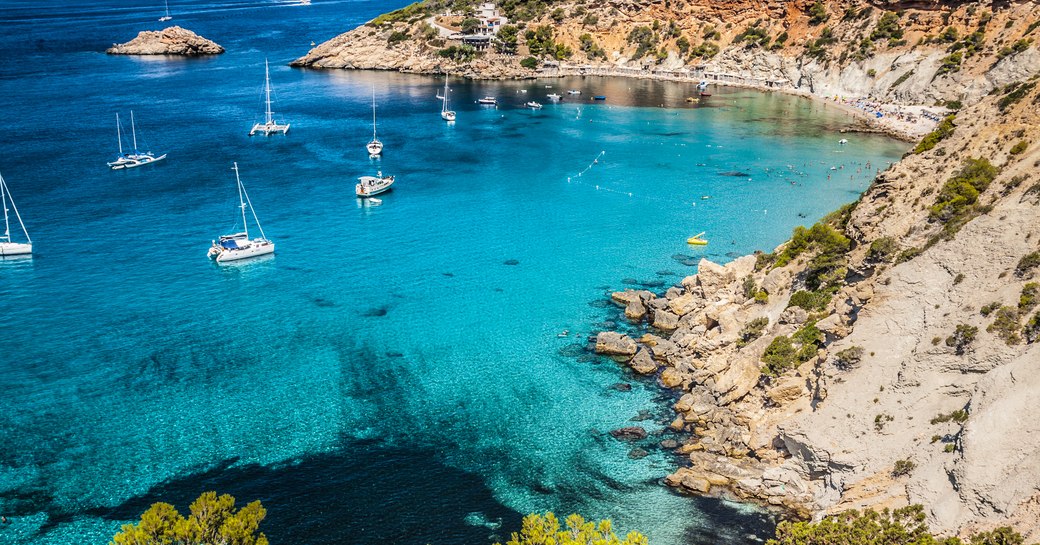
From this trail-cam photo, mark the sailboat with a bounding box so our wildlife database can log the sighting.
[208,162,275,263]
[249,59,290,136]
[108,111,167,170]
[366,90,383,156]
[0,171,32,257]
[159,0,172,22]
[440,76,455,122]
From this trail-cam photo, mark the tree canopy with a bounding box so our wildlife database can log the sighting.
[110,491,269,545]
[497,512,648,545]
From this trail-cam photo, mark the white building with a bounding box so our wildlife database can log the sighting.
[475,2,507,35]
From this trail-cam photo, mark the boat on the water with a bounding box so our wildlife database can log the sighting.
[159,0,172,21]
[108,111,167,169]
[526,101,542,109]
[567,89,581,95]
[592,95,607,101]
[547,93,562,102]
[477,96,497,105]
[208,162,275,263]
[0,171,32,257]
[839,138,849,145]
[367,90,383,156]
[249,59,290,136]
[357,171,395,197]
[440,76,456,121]
[699,92,712,97]
[686,231,708,246]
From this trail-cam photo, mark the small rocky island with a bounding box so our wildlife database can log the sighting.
[107,26,224,56]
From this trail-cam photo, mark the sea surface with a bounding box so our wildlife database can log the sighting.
[0,1,908,544]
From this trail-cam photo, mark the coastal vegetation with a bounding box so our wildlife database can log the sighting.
[913,115,955,153]
[928,158,1000,240]
[110,492,268,545]
[496,513,648,545]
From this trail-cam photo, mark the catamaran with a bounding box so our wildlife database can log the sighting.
[0,171,32,257]
[356,171,394,198]
[159,0,172,21]
[208,162,275,263]
[367,90,383,156]
[440,76,455,121]
[250,59,290,136]
[108,111,167,169]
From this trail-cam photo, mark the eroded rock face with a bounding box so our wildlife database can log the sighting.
[107,26,224,56]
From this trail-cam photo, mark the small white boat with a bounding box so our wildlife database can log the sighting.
[478,96,497,105]
[208,162,275,263]
[440,76,456,121]
[357,171,395,197]
[159,0,172,21]
[367,89,383,156]
[546,93,562,102]
[0,171,32,257]
[526,101,542,109]
[250,59,290,136]
[567,89,581,95]
[838,138,849,145]
[108,111,167,169]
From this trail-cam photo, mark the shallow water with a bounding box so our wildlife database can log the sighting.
[0,1,907,543]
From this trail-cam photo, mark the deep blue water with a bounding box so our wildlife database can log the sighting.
[0,1,908,544]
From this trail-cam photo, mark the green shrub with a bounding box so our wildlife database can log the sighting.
[892,459,916,477]
[987,306,1022,345]
[1016,251,1040,277]
[761,324,823,376]
[773,222,850,293]
[742,276,758,299]
[945,323,978,354]
[387,30,409,44]
[1020,283,1039,312]
[110,492,269,545]
[1024,312,1040,343]
[945,100,963,110]
[931,409,969,424]
[928,157,999,225]
[525,25,557,57]
[867,68,877,77]
[980,302,1001,316]
[754,290,770,304]
[871,12,903,42]
[582,14,598,27]
[913,115,956,153]
[689,41,720,59]
[953,273,965,285]
[497,512,648,545]
[369,1,428,26]
[896,247,922,263]
[944,443,956,453]
[627,25,657,58]
[874,413,894,431]
[1009,140,1028,155]
[460,17,481,34]
[998,81,1037,112]
[520,56,538,69]
[808,1,829,25]
[788,290,832,311]
[737,317,770,347]
[936,52,963,76]
[833,346,864,369]
[438,44,478,61]
[890,69,914,90]
[868,236,899,263]
[734,25,770,48]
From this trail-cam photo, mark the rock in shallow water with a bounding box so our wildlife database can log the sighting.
[107,26,224,56]
[609,427,648,441]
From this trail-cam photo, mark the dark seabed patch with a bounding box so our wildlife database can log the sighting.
[656,270,676,277]
[718,171,751,177]
[503,259,520,266]
[671,254,699,267]
[362,306,389,317]
[442,272,454,277]
[587,299,613,309]
[84,445,524,545]
[312,298,336,308]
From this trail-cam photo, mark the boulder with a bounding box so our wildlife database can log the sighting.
[697,259,735,299]
[780,306,809,325]
[729,255,758,280]
[713,354,762,405]
[652,309,681,330]
[609,426,647,441]
[766,376,809,405]
[816,313,849,337]
[107,26,225,55]
[595,332,637,356]
[660,367,686,388]
[625,298,648,321]
[668,293,700,316]
[628,348,659,375]
[761,267,792,298]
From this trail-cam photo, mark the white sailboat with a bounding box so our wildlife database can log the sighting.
[366,90,383,156]
[250,59,290,136]
[108,111,167,169]
[440,76,455,121]
[159,0,172,22]
[0,171,32,257]
[208,162,275,263]
[356,171,395,198]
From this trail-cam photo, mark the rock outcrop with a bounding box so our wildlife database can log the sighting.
[107,27,224,56]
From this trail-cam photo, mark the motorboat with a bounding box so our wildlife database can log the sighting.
[357,171,395,197]
[477,96,497,105]
[526,101,542,109]
[547,93,562,102]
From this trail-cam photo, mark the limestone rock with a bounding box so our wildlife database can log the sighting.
[697,259,735,300]
[628,348,659,375]
[609,426,647,441]
[107,26,224,55]
[595,332,637,357]
[712,354,761,405]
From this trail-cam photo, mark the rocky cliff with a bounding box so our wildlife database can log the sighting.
[107,26,224,56]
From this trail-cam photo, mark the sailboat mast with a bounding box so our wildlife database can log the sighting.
[1,174,9,242]
[116,113,123,155]
[264,59,273,126]
[371,90,377,140]
[130,110,139,154]
[233,162,249,239]
[164,0,171,18]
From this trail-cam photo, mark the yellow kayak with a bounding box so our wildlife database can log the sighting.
[687,231,708,245]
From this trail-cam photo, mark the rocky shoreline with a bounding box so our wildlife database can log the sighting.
[107,26,224,56]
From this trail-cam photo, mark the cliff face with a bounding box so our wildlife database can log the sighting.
[107,26,224,56]
[293,0,1040,107]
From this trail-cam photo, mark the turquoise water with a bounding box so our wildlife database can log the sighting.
[0,1,908,543]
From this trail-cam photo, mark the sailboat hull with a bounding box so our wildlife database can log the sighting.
[367,141,383,155]
[214,241,275,262]
[250,123,290,136]
[0,242,32,256]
